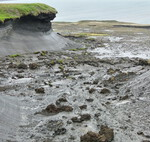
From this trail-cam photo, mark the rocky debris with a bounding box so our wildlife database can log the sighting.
[79,105,87,110]
[39,104,73,115]
[93,79,99,84]
[8,63,17,68]
[35,87,45,94]
[71,114,91,123]
[29,63,38,70]
[80,125,114,142]
[56,97,68,105]
[89,88,96,94]
[53,128,67,136]
[107,68,119,75]
[17,63,28,69]
[81,131,102,142]
[138,59,150,66]
[86,98,94,102]
[99,125,114,142]
[119,95,129,100]
[100,88,111,94]
[104,72,135,85]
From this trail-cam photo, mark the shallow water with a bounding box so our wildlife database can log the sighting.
[1,0,150,24]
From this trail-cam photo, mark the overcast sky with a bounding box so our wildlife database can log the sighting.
[0,0,150,24]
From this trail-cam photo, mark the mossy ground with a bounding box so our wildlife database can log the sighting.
[0,3,57,22]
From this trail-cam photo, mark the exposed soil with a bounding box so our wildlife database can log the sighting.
[0,21,150,142]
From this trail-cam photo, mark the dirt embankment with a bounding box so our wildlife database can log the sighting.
[0,12,79,57]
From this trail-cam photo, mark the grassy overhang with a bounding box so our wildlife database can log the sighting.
[0,3,57,22]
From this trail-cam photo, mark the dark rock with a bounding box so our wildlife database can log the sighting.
[79,105,87,110]
[89,88,96,94]
[17,63,28,69]
[71,114,91,123]
[44,104,59,114]
[100,88,111,94]
[80,131,102,142]
[80,125,114,142]
[35,87,45,94]
[60,105,73,112]
[99,125,114,142]
[93,79,99,84]
[86,98,94,102]
[39,104,73,115]
[29,63,38,70]
[119,95,129,100]
[8,63,17,68]
[138,59,149,66]
[56,97,68,105]
[53,128,67,135]
[16,74,24,78]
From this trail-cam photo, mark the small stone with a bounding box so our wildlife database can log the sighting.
[53,128,67,135]
[38,104,73,115]
[89,88,96,94]
[17,63,28,69]
[119,95,129,100]
[35,87,45,94]
[29,63,38,70]
[80,125,114,142]
[93,79,99,84]
[99,125,114,142]
[79,105,87,110]
[100,88,111,94]
[71,114,91,123]
[86,98,94,102]
[80,131,101,142]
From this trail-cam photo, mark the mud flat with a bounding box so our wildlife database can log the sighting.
[1,20,150,142]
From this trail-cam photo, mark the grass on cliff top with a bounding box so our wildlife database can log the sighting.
[0,3,57,22]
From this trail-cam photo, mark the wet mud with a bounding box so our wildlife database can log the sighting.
[0,21,150,142]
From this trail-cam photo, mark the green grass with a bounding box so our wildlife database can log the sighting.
[0,3,57,22]
[9,54,20,58]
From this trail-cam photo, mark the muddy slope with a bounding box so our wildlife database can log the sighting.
[0,21,150,142]
[0,14,79,57]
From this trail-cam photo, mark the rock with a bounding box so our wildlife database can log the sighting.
[71,114,91,123]
[56,97,68,105]
[107,68,119,75]
[53,128,67,135]
[8,63,17,68]
[100,88,111,94]
[79,105,87,110]
[60,106,73,112]
[80,131,102,142]
[89,88,96,94]
[138,59,150,66]
[119,95,129,100]
[35,87,45,93]
[17,63,28,69]
[43,104,59,114]
[39,104,73,115]
[93,79,99,84]
[99,125,114,142]
[29,63,38,70]
[86,98,94,102]
[80,125,114,142]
